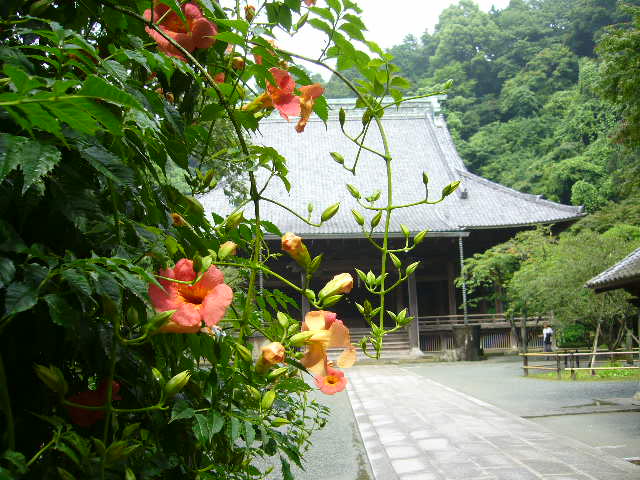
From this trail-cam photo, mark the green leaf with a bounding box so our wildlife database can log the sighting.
[3,64,42,92]
[44,102,99,134]
[5,282,38,315]
[280,457,293,480]
[79,75,143,110]
[244,421,255,448]
[231,110,258,131]
[260,220,282,236]
[208,410,225,435]
[213,19,249,35]
[340,22,365,41]
[74,138,135,187]
[310,7,334,22]
[390,76,411,89]
[226,416,240,444]
[61,268,93,297]
[170,399,195,423]
[16,138,61,194]
[326,0,342,14]
[214,31,245,45]
[44,294,76,327]
[313,95,329,123]
[200,103,224,122]
[76,99,122,135]
[0,258,15,288]
[0,134,61,194]
[0,134,24,183]
[193,414,212,445]
[308,18,333,35]
[14,102,63,139]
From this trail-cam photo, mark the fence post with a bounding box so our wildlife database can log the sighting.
[570,353,577,380]
[520,313,528,354]
[556,354,561,379]
[523,354,528,377]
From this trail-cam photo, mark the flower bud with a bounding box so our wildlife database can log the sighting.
[320,294,342,308]
[330,152,344,164]
[225,210,244,230]
[218,241,238,260]
[164,371,191,398]
[270,417,290,427]
[352,209,365,226]
[281,232,311,269]
[245,5,256,21]
[171,213,188,227]
[370,211,382,228]
[414,230,428,245]
[34,364,68,396]
[255,342,285,374]
[289,331,315,347]
[320,203,340,222]
[231,56,246,70]
[261,342,285,364]
[318,273,354,300]
[151,367,164,385]
[441,180,460,198]
[267,366,289,380]
[261,390,276,410]
[346,184,361,199]
[406,261,421,276]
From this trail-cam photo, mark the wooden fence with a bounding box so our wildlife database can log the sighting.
[521,350,640,379]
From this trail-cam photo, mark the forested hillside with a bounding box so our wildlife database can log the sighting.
[325,0,640,215]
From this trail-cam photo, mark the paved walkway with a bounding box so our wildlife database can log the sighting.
[346,365,639,480]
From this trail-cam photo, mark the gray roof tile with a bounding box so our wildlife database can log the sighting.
[199,99,584,237]
[586,247,640,291]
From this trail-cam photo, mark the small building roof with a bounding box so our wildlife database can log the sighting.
[199,99,584,237]
[586,247,640,293]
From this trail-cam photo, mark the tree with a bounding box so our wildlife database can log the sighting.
[508,227,640,348]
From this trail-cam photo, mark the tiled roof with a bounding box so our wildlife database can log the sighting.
[586,247,640,292]
[199,99,584,237]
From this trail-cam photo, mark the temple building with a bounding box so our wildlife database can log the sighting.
[200,98,584,356]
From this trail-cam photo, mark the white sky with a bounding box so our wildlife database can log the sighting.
[275,0,511,79]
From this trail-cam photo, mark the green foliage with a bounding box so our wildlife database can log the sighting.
[382,0,640,207]
[507,227,640,347]
[0,0,441,477]
[597,4,640,150]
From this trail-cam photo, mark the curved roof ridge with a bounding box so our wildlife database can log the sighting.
[457,169,584,214]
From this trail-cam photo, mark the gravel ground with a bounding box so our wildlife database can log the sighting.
[402,355,640,459]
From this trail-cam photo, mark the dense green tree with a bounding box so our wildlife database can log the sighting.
[596,4,640,195]
[508,227,640,348]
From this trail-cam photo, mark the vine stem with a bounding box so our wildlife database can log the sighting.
[376,113,393,359]
[0,351,15,450]
[26,434,57,467]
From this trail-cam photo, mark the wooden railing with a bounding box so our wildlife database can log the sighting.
[418,314,548,330]
[521,350,640,379]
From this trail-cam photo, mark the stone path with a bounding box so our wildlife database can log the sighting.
[346,365,639,480]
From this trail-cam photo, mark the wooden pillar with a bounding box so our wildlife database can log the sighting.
[407,272,421,354]
[447,261,457,316]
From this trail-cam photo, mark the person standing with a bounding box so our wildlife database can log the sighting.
[542,322,554,353]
